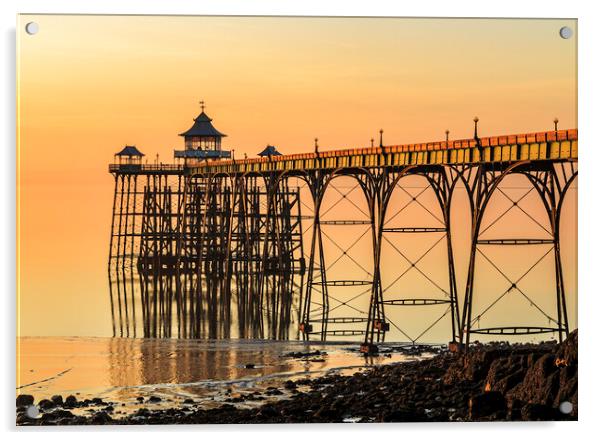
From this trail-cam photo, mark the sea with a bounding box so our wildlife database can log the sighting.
[16,337,435,418]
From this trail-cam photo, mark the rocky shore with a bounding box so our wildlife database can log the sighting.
[17,330,577,425]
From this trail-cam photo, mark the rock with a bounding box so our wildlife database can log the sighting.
[17,332,578,425]
[136,396,144,402]
[507,399,524,421]
[245,363,255,369]
[285,350,325,359]
[148,396,162,403]
[38,399,56,410]
[90,411,112,425]
[40,412,57,422]
[16,413,32,425]
[521,403,559,421]
[259,405,278,417]
[51,395,64,405]
[284,380,297,390]
[468,391,506,420]
[266,388,283,396]
[53,410,74,419]
[64,395,78,407]
[507,353,558,406]
[555,330,578,367]
[135,408,150,417]
[445,349,508,385]
[484,354,530,394]
[91,397,104,405]
[16,394,34,407]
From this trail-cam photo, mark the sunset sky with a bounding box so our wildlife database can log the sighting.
[17,15,577,339]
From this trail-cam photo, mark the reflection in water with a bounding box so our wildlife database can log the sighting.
[108,175,306,340]
[18,336,419,415]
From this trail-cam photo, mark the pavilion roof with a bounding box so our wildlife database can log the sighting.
[115,145,144,157]
[257,145,283,157]
[179,111,227,138]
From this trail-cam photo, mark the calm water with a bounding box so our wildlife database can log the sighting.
[17,337,429,418]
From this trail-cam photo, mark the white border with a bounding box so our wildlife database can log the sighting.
[3,0,600,438]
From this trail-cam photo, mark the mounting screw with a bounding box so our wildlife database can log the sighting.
[25,22,39,35]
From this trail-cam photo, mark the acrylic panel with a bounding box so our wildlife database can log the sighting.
[16,15,578,425]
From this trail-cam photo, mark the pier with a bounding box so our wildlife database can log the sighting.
[109,106,577,351]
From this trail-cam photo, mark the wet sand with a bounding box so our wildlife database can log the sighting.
[16,337,436,420]
[16,331,577,424]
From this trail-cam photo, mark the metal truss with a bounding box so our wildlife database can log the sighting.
[108,155,576,348]
[460,160,578,345]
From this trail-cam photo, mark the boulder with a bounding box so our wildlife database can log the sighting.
[468,391,506,420]
[16,413,32,425]
[90,411,112,425]
[64,395,78,407]
[38,399,55,410]
[284,380,297,390]
[16,394,35,407]
[520,403,559,421]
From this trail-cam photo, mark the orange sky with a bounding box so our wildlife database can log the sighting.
[17,15,577,339]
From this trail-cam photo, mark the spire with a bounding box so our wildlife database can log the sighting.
[179,102,227,138]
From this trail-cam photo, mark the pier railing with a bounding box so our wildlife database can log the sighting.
[189,129,577,176]
[109,164,184,174]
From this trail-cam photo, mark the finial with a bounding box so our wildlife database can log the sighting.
[314,138,319,154]
[231,149,235,160]
[445,129,450,142]
[554,118,559,131]
[244,153,248,160]
[199,100,205,112]
[473,117,479,139]
[371,138,374,148]
[379,129,384,148]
